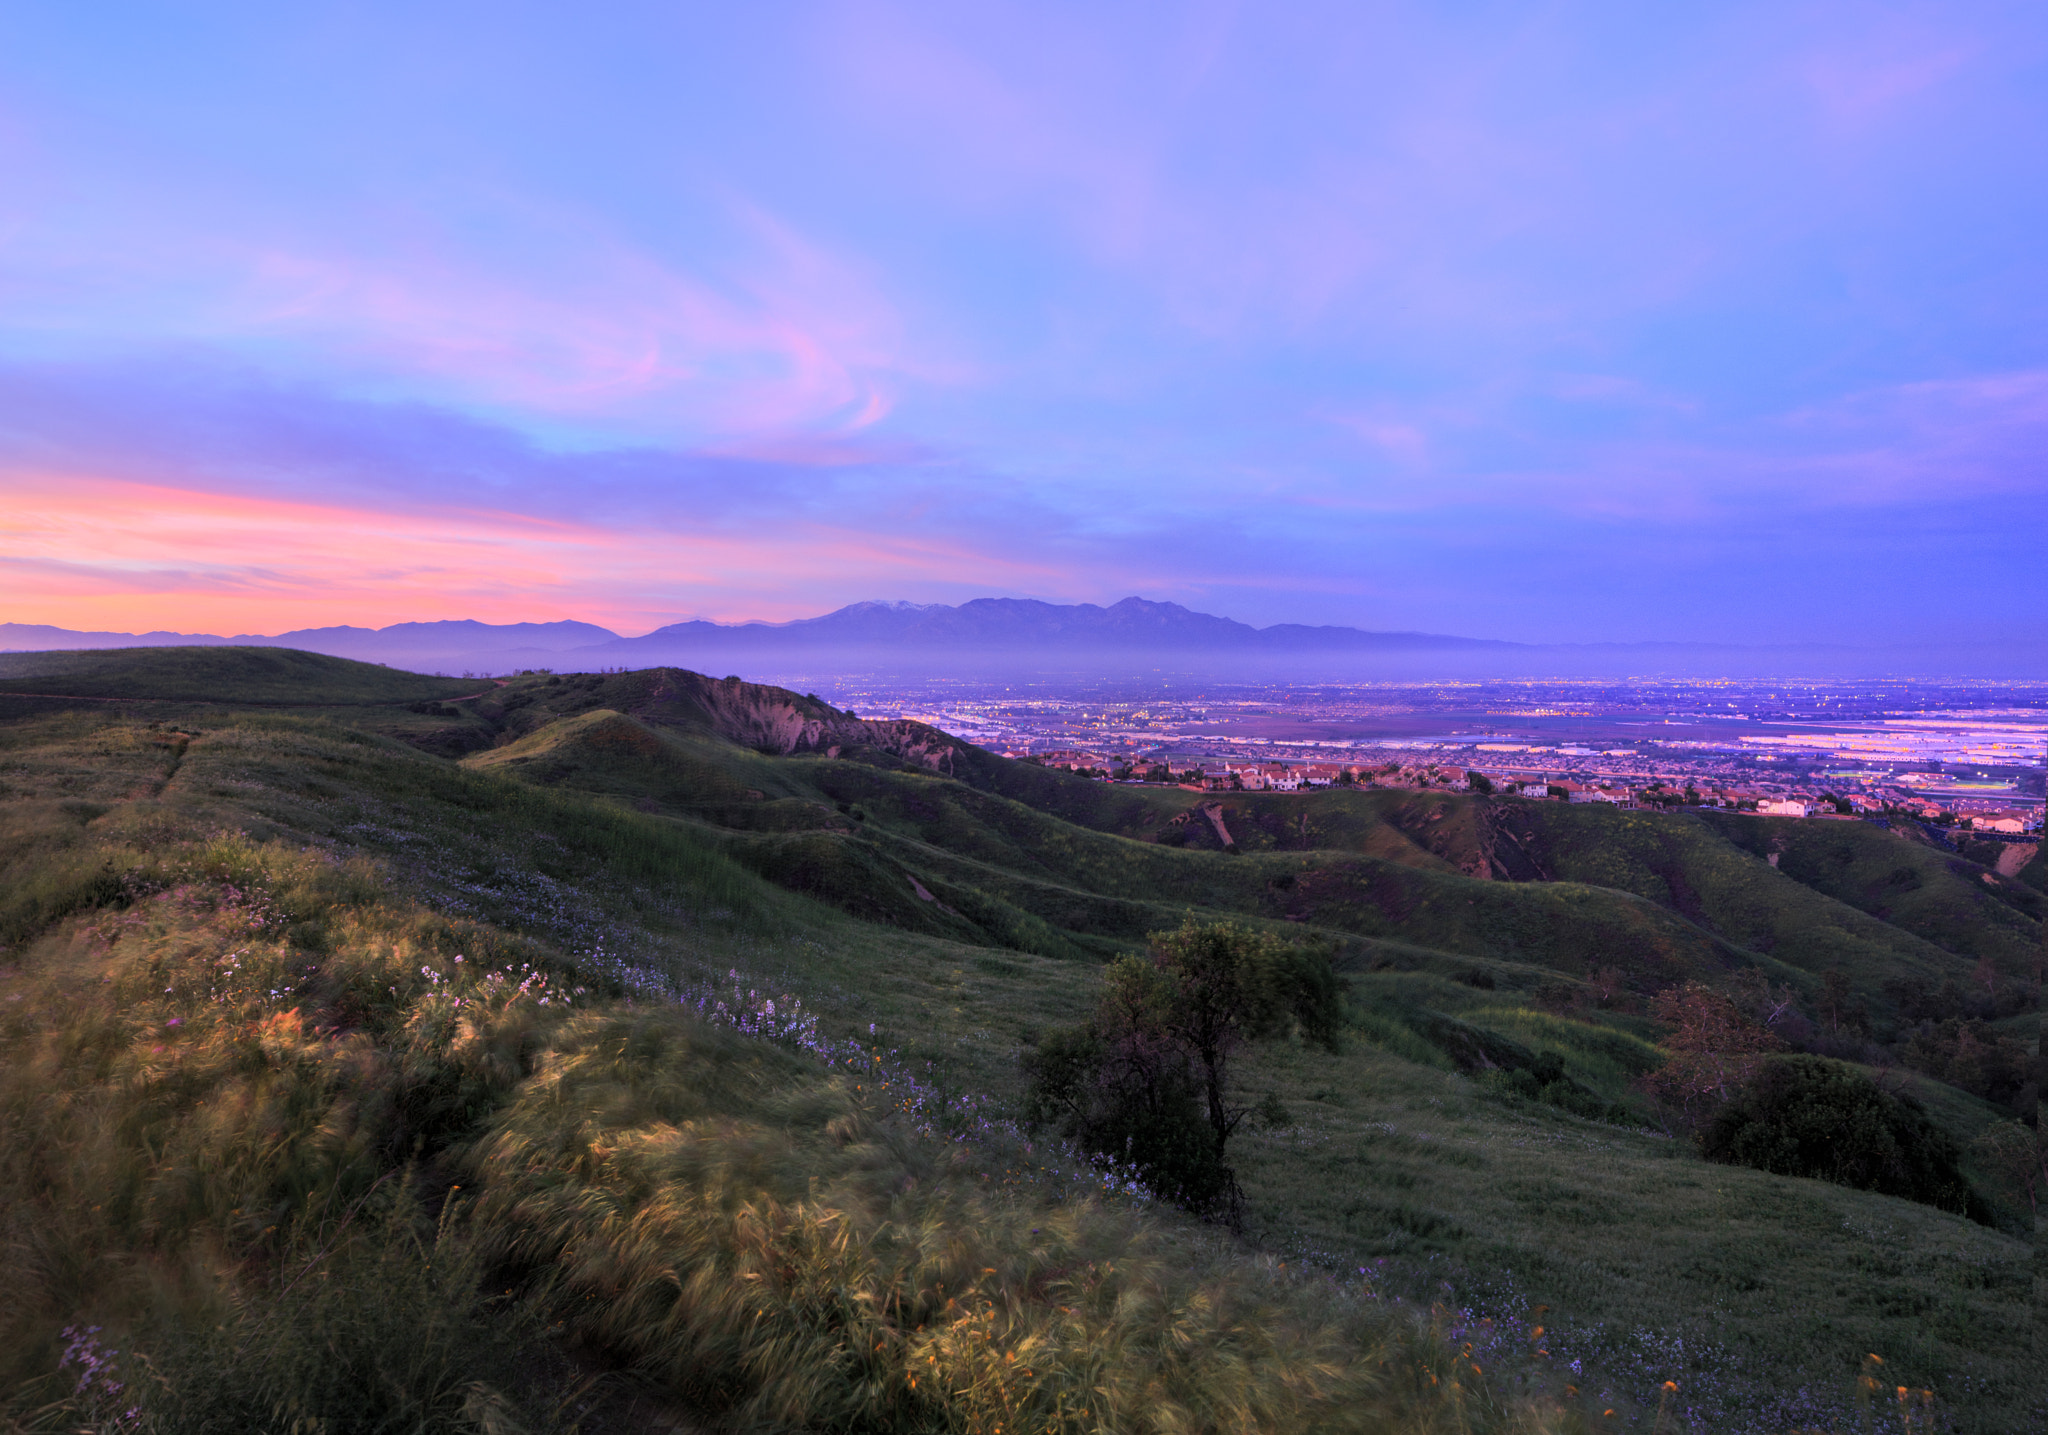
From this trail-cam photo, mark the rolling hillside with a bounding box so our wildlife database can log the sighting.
[0,644,480,705]
[440,671,2034,1015]
[0,649,2037,1433]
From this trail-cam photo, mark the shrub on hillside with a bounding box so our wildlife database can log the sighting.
[1023,1022,1232,1212]
[1896,1016,2035,1118]
[1483,1051,1635,1125]
[1024,920,1341,1226]
[1699,1057,1990,1222]
[1642,981,1782,1128]
[1969,1119,2044,1218]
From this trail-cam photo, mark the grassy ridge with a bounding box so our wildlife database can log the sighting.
[488,711,1989,1018]
[0,645,479,705]
[336,664,2036,1015]
[0,724,1578,1434]
[1696,811,2042,966]
[1487,804,2007,1000]
[1030,783,2028,1007]
[473,715,1773,991]
[1,652,2039,1432]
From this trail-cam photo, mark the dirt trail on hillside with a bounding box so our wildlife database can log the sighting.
[1994,843,2038,877]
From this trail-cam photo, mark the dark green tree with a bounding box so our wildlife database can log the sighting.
[1700,1057,1990,1222]
[1024,920,1341,1226]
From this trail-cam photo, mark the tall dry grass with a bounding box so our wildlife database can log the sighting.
[465,1007,1573,1434]
[0,834,581,1429]
[1,826,1582,1433]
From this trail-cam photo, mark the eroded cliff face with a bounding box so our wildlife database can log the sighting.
[1992,842,2037,879]
[811,719,968,775]
[626,671,970,775]
[461,667,975,777]
[1472,801,1555,882]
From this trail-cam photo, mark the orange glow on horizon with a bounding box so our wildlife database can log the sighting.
[0,470,1073,636]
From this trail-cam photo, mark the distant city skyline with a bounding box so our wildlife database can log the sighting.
[1,4,2042,648]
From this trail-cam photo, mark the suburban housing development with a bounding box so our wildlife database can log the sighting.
[823,675,2046,837]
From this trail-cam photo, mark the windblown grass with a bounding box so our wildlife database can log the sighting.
[467,1005,1575,1433]
[0,836,577,1398]
[0,820,1580,1432]
[29,1189,566,1435]
[0,688,2036,1432]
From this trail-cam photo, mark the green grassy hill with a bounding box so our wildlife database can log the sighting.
[1697,811,2042,963]
[983,780,2034,1017]
[0,644,479,705]
[460,705,1803,995]
[0,650,2037,1433]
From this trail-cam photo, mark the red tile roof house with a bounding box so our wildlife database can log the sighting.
[1972,813,2027,834]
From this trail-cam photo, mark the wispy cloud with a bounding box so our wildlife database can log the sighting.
[0,3,2041,644]
[0,173,937,450]
[0,360,1085,632]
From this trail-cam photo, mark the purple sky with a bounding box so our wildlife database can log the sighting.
[0,3,2042,645]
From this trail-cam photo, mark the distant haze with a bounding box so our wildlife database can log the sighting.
[4,598,2040,680]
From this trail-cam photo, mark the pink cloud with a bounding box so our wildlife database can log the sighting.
[0,465,1078,634]
[0,159,939,455]
[1804,35,1979,128]
[230,215,908,443]
[1323,411,1431,466]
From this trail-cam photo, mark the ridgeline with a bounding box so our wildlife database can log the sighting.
[0,648,2037,1433]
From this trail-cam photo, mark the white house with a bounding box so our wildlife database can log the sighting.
[1758,799,1813,817]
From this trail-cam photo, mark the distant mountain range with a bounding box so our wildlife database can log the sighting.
[601,599,1519,659]
[0,618,620,674]
[3,598,2037,678]
[0,600,1515,674]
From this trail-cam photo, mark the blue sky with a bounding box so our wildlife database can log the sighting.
[0,2,2042,645]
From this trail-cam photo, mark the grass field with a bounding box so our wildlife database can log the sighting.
[0,645,480,705]
[0,649,2038,1434]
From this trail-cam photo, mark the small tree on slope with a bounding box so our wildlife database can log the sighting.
[1025,919,1340,1228]
[1643,981,1783,1130]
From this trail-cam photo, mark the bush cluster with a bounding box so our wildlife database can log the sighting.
[1700,1056,1990,1222]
